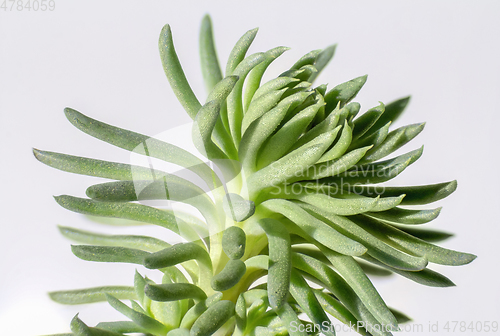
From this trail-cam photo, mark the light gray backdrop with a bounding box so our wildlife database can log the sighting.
[1,1,499,335]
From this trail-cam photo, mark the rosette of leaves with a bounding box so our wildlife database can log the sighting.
[35,15,475,336]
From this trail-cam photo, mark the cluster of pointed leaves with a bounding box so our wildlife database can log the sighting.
[36,15,475,336]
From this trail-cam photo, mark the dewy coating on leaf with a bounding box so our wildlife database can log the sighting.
[36,13,475,336]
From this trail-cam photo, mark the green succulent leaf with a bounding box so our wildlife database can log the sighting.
[193,100,229,161]
[96,321,148,334]
[211,259,247,291]
[63,108,221,189]
[240,92,310,173]
[222,194,255,223]
[33,149,165,181]
[361,255,455,287]
[308,45,337,83]
[49,286,137,305]
[368,96,411,135]
[70,315,92,336]
[145,283,207,302]
[106,294,169,335]
[190,300,235,336]
[204,75,239,158]
[291,49,322,70]
[199,15,223,92]
[307,145,373,180]
[258,218,292,312]
[351,103,385,140]
[324,75,367,113]
[351,215,476,266]
[390,308,412,324]
[144,243,212,271]
[289,269,335,336]
[54,195,180,234]
[293,253,394,336]
[222,226,247,259]
[257,97,322,169]
[244,47,290,111]
[168,328,191,336]
[319,248,398,329]
[261,199,367,256]
[227,52,267,144]
[351,180,458,205]
[179,293,223,329]
[291,107,342,154]
[159,24,201,119]
[360,122,425,163]
[58,226,170,252]
[317,121,352,163]
[248,129,337,198]
[367,206,442,225]
[300,204,428,271]
[313,289,369,334]
[275,303,308,336]
[71,245,150,265]
[226,27,259,75]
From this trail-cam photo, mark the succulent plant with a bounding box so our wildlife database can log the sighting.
[35,14,475,336]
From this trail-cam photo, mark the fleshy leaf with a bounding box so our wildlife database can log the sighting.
[289,269,335,336]
[361,255,455,287]
[96,321,147,334]
[222,193,255,222]
[145,283,207,302]
[222,226,247,259]
[275,303,308,336]
[58,226,170,252]
[227,52,267,144]
[33,149,165,181]
[317,121,351,163]
[226,28,259,76]
[300,204,428,271]
[50,286,137,305]
[319,249,398,329]
[324,75,367,113]
[350,180,458,205]
[248,129,337,199]
[313,289,369,334]
[179,293,223,329]
[368,96,411,136]
[360,122,425,163]
[257,97,322,168]
[244,46,291,111]
[106,294,169,335]
[292,254,393,336]
[190,300,235,336]
[211,259,247,291]
[159,24,201,119]
[351,103,385,140]
[262,199,368,256]
[71,245,150,265]
[199,15,223,92]
[308,45,337,83]
[351,215,476,266]
[54,195,180,234]
[70,315,92,336]
[258,218,292,311]
[367,206,442,225]
[144,243,212,271]
[63,108,221,189]
[307,145,372,180]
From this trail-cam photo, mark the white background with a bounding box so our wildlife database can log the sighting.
[1,1,499,335]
